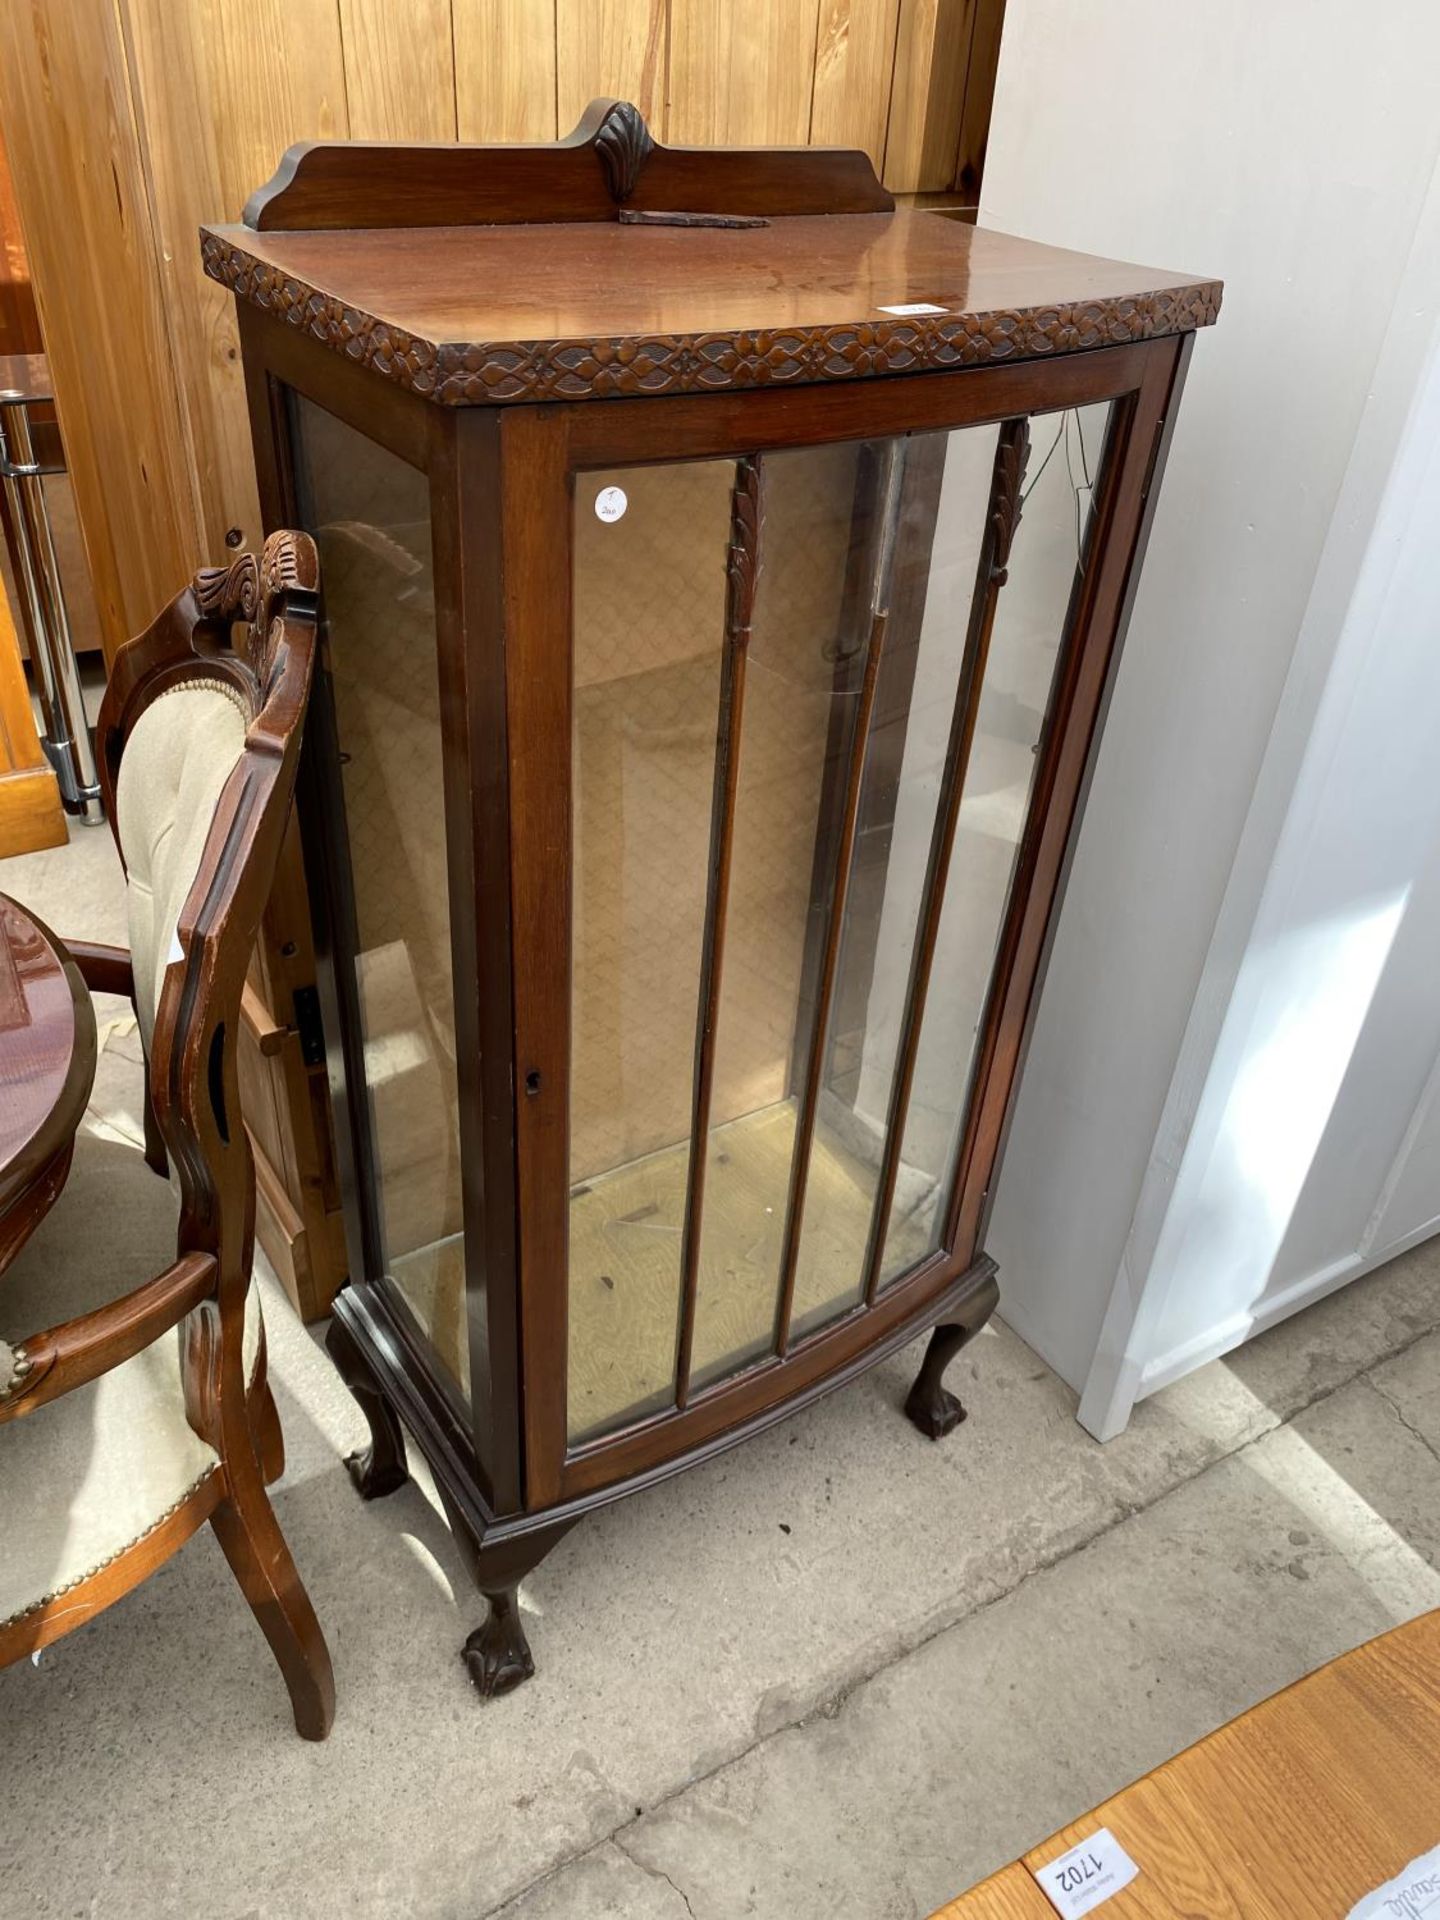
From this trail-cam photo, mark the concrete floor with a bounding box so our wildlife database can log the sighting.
[3,818,1439,1920]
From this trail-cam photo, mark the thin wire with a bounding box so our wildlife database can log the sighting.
[1064,410,1095,561]
[1017,408,1099,559]
[1019,416,1065,507]
[1073,407,1093,489]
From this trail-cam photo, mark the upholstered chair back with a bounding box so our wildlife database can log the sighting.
[115,679,251,1050]
[95,530,320,1268]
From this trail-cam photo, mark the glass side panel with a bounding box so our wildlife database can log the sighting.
[567,461,735,1443]
[289,396,470,1404]
[786,426,1003,1341]
[878,402,1112,1283]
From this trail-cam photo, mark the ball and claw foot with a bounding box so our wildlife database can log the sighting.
[462,1589,535,1700]
[903,1377,968,1440]
[342,1444,410,1501]
[903,1321,974,1441]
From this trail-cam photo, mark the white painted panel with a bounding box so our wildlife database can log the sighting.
[1129,306,1440,1385]
[979,0,1440,1399]
[1369,1065,1440,1256]
[1268,861,1440,1299]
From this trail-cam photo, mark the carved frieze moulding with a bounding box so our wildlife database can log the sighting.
[199,231,1223,409]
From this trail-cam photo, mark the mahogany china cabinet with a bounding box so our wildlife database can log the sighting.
[206,102,1220,1695]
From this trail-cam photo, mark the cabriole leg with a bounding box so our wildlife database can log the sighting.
[904,1323,974,1438]
[325,1309,409,1498]
[903,1262,1000,1439]
[439,1491,574,1702]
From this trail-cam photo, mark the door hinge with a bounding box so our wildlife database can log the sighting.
[292,984,327,1068]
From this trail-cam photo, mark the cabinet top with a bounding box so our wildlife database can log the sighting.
[203,101,1220,410]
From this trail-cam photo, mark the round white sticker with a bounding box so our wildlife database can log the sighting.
[595,485,628,524]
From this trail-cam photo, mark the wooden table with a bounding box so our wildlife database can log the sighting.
[0,892,95,1272]
[934,1609,1440,1918]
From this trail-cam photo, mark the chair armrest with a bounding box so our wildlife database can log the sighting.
[66,939,134,998]
[0,1250,216,1424]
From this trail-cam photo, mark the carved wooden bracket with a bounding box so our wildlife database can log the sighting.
[725,456,764,645]
[989,420,1032,584]
[194,549,260,627]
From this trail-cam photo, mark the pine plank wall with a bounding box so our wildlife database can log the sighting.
[0,0,1002,661]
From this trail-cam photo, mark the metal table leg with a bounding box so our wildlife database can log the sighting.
[0,389,104,824]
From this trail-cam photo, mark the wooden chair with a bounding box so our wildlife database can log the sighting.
[0,531,334,1739]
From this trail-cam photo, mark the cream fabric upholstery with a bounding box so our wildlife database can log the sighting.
[0,1124,261,1630]
[115,680,249,1049]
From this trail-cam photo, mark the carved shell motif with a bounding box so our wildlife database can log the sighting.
[593,100,655,204]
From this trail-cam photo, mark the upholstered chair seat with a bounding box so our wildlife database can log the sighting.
[0,1124,262,1631]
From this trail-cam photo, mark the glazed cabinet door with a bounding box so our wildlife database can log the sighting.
[283,396,474,1408]
[558,404,1115,1454]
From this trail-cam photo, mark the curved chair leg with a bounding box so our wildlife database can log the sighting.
[325,1311,409,1499]
[211,1453,336,1741]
